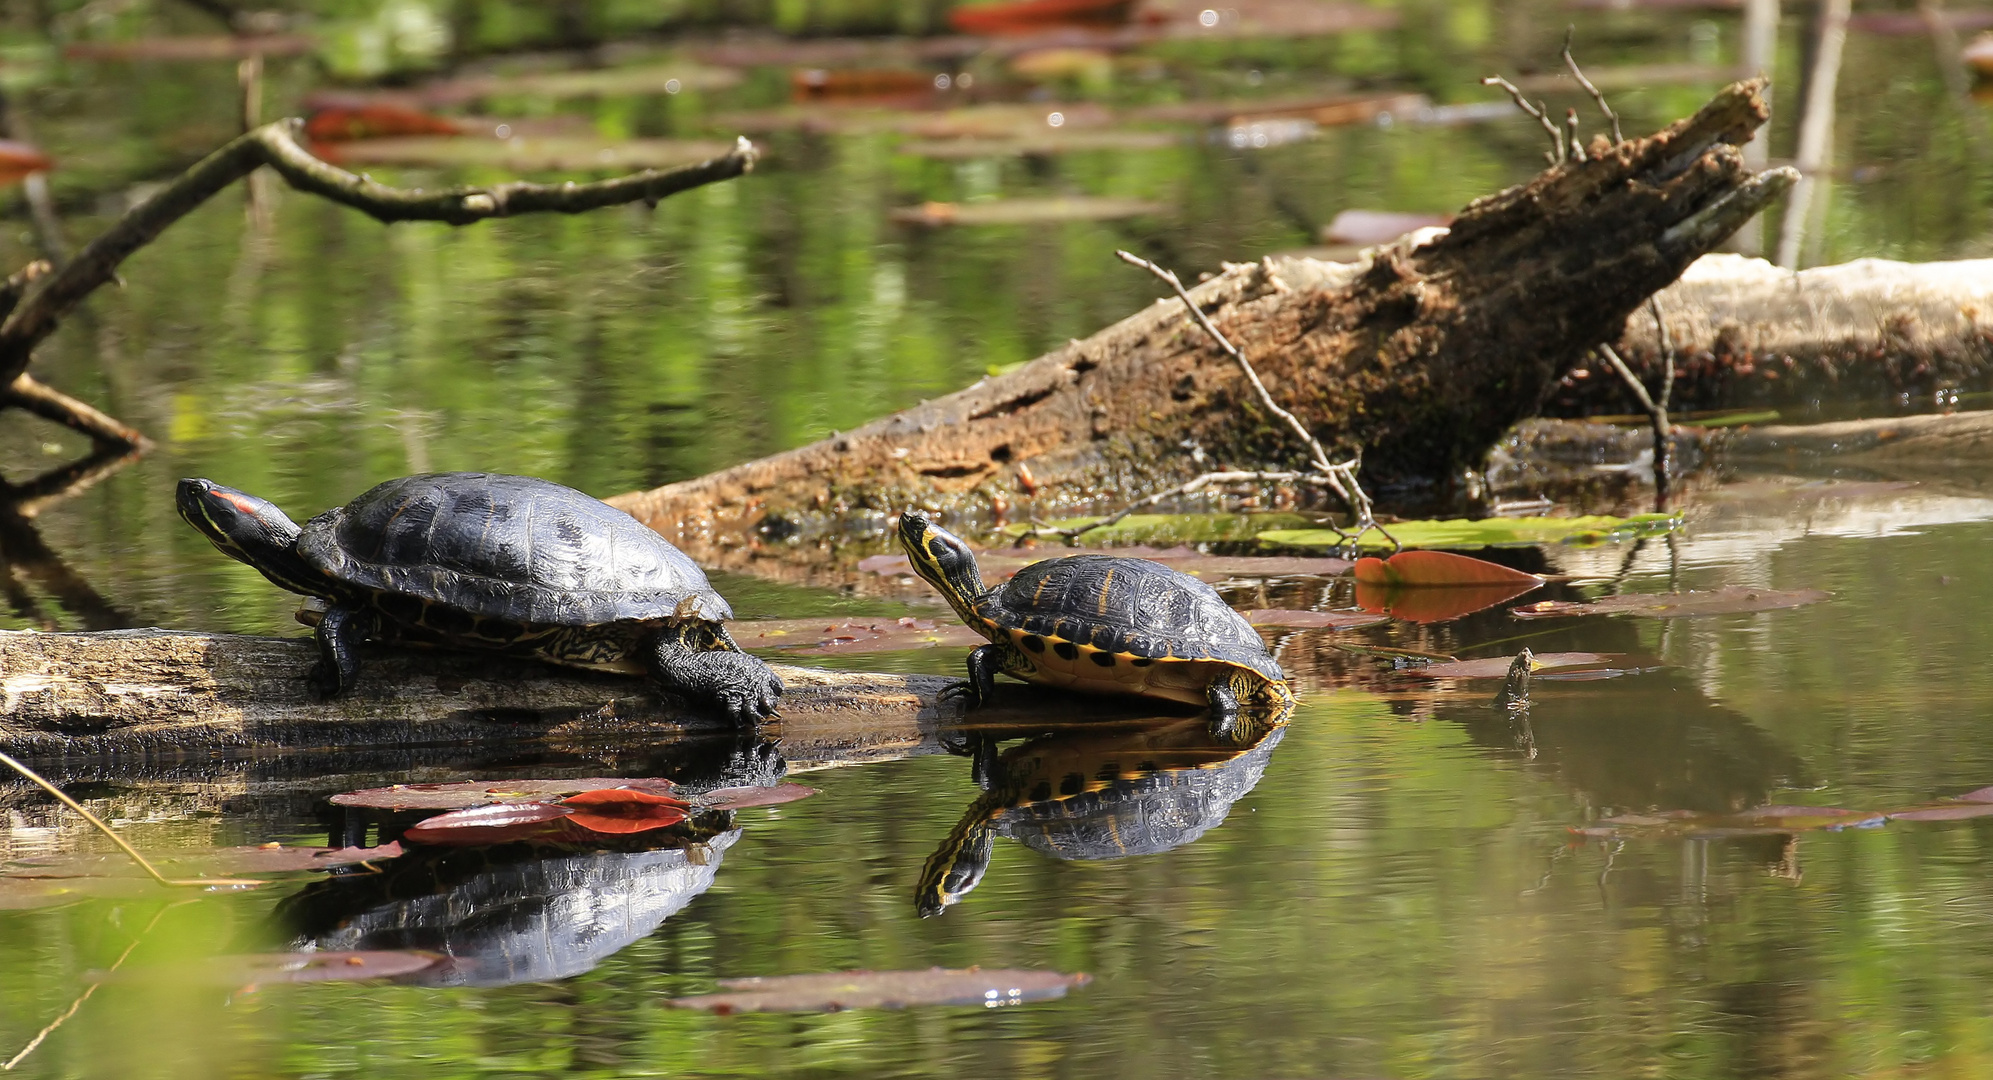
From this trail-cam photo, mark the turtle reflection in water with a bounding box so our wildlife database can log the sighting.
[279,827,739,987]
[177,472,782,720]
[896,511,1294,732]
[917,711,1289,917]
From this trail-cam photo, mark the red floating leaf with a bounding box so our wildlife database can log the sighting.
[96,950,439,986]
[1353,549,1545,588]
[1512,587,1831,620]
[402,802,575,846]
[0,139,53,184]
[790,68,936,104]
[330,777,675,811]
[561,788,691,809]
[949,0,1135,34]
[558,787,693,834]
[304,104,464,142]
[1355,581,1542,624]
[669,967,1091,1013]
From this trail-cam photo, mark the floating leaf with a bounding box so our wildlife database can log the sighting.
[949,0,1135,34]
[1357,581,1542,623]
[699,784,819,811]
[1572,806,1887,839]
[330,777,677,811]
[669,968,1091,1014]
[304,103,462,142]
[1261,513,1681,551]
[1887,804,1993,822]
[402,802,577,846]
[556,788,692,835]
[1513,587,1832,620]
[96,950,439,986]
[1399,652,1664,680]
[0,139,53,183]
[1353,550,1543,588]
[792,67,936,104]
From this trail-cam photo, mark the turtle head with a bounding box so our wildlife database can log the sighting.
[914,819,994,919]
[176,479,324,595]
[897,510,985,614]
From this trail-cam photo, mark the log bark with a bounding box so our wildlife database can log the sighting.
[1550,255,1993,416]
[0,629,1149,757]
[610,79,1790,542]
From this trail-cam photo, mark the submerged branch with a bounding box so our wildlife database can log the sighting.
[0,122,758,386]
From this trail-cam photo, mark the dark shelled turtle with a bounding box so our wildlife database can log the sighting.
[916,713,1288,917]
[178,472,782,721]
[897,510,1294,727]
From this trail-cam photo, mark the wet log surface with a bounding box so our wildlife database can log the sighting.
[1551,254,1993,415]
[0,628,1151,757]
[610,80,1790,544]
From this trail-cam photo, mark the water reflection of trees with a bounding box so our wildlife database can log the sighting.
[0,446,138,630]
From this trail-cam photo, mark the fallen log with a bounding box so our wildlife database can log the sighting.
[0,629,1152,757]
[1552,254,1993,416]
[610,80,1792,543]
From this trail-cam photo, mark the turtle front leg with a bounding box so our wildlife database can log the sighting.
[940,644,1006,709]
[309,603,370,699]
[648,623,784,724]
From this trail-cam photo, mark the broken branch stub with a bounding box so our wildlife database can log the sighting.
[610,80,1791,548]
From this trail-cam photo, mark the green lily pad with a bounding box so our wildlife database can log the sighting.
[1258,513,1682,551]
[1000,513,1316,545]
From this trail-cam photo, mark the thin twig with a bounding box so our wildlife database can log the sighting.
[1596,340,1672,507]
[0,122,758,385]
[1106,251,1395,551]
[1563,26,1623,145]
[2,903,180,1071]
[0,752,264,889]
[1481,76,1566,165]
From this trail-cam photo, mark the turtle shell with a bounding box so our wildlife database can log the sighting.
[996,722,1285,860]
[978,555,1282,682]
[296,473,729,626]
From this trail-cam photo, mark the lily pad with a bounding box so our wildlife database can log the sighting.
[700,785,819,810]
[1260,513,1681,551]
[1513,587,1831,620]
[1353,550,1544,587]
[1399,652,1664,680]
[1572,806,1888,839]
[329,777,679,811]
[96,950,439,986]
[668,968,1091,1014]
[401,802,579,846]
[1355,581,1542,624]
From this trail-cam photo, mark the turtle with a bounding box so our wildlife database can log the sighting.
[896,510,1295,728]
[915,712,1288,917]
[176,472,783,721]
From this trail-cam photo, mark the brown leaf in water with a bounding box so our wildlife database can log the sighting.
[329,777,677,810]
[0,140,53,184]
[668,967,1091,1013]
[557,788,692,834]
[1355,581,1541,624]
[1399,652,1664,680]
[1353,549,1544,587]
[1513,587,1831,620]
[95,950,439,986]
[401,802,578,846]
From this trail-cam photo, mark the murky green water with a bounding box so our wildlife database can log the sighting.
[6,3,1993,1077]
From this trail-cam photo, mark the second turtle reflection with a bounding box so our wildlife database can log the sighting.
[917,711,1289,917]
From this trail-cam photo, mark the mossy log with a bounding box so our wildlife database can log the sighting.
[0,628,1145,757]
[610,79,1792,542]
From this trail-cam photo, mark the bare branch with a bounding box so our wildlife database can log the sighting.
[1562,26,1624,144]
[0,122,758,385]
[0,260,51,322]
[1597,340,1672,507]
[3,373,151,451]
[1482,75,1565,165]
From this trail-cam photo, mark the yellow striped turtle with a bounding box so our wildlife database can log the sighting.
[896,510,1295,727]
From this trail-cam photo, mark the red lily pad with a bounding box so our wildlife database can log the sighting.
[329,777,677,811]
[1398,652,1664,680]
[1353,549,1545,587]
[0,139,53,183]
[1513,587,1831,619]
[668,967,1091,1014]
[1355,581,1542,624]
[401,802,577,846]
[557,788,692,835]
[96,950,439,986]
